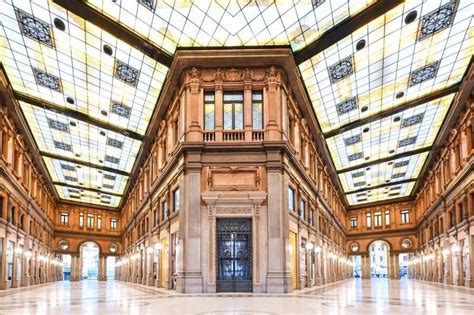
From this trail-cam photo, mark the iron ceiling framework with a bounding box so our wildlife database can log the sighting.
[0,0,472,208]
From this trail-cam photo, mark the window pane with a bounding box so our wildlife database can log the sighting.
[253,101,263,129]
[234,103,243,129]
[223,103,233,130]
[205,103,215,130]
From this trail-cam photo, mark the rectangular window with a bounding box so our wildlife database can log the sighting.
[300,199,306,220]
[288,187,295,212]
[401,210,410,224]
[173,188,180,213]
[374,212,382,227]
[79,212,84,228]
[366,213,372,228]
[153,209,158,226]
[350,217,357,228]
[97,216,102,230]
[252,91,263,129]
[204,92,215,130]
[223,92,244,130]
[110,219,117,230]
[162,200,168,220]
[60,212,69,225]
[385,210,390,226]
[87,214,94,228]
[309,209,314,226]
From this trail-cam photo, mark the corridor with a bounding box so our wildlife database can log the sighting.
[0,278,472,314]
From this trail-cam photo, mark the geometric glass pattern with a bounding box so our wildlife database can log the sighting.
[344,134,361,146]
[338,152,428,194]
[85,0,376,53]
[105,155,120,164]
[114,60,140,87]
[398,136,418,147]
[336,97,358,116]
[64,176,77,182]
[48,119,69,132]
[54,141,72,151]
[328,56,353,84]
[391,173,406,179]
[55,185,121,207]
[138,0,156,12]
[33,68,61,92]
[401,113,424,128]
[43,157,128,197]
[348,152,363,161]
[326,94,453,171]
[352,171,365,178]
[15,9,54,48]
[346,181,416,205]
[409,61,440,87]
[111,102,132,118]
[107,138,124,149]
[418,1,457,41]
[394,161,410,168]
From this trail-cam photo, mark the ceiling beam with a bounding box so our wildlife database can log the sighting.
[345,178,417,195]
[337,146,432,174]
[15,92,144,141]
[293,0,403,64]
[324,83,461,138]
[53,0,173,67]
[52,182,123,197]
[40,151,130,176]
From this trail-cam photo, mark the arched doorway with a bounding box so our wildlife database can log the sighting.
[80,242,99,280]
[369,241,389,278]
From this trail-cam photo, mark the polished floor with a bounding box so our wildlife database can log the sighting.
[0,278,473,315]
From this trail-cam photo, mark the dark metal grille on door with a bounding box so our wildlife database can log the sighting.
[216,218,252,292]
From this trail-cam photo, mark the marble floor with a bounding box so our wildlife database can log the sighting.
[0,278,473,315]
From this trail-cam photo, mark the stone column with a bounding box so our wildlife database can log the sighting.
[176,164,203,293]
[0,237,7,290]
[98,255,107,281]
[70,254,80,282]
[468,235,474,288]
[12,247,21,288]
[361,255,370,279]
[265,167,291,293]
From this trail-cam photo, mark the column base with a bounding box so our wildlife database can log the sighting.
[265,272,292,293]
[176,272,203,293]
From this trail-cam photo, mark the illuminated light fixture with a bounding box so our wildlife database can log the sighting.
[395,91,405,99]
[66,97,75,104]
[15,247,23,255]
[24,250,32,258]
[314,245,322,254]
[451,244,460,253]
[146,247,153,255]
[305,243,314,251]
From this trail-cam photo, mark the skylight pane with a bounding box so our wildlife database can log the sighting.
[346,182,415,205]
[326,94,453,170]
[300,0,473,133]
[85,0,375,53]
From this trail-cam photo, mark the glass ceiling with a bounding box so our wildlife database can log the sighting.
[1,0,472,208]
[84,0,376,53]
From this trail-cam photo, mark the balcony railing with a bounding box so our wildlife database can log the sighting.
[203,131,216,142]
[223,130,245,142]
[252,130,264,141]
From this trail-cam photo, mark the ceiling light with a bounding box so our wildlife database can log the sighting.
[365,156,370,160]
[101,110,108,116]
[389,150,395,154]
[394,117,401,122]
[363,127,369,133]
[75,154,80,157]
[53,18,66,31]
[396,91,405,99]
[100,131,106,136]
[103,44,113,56]
[361,106,368,112]
[66,97,75,104]
[70,121,77,127]
[405,11,418,24]
[356,39,366,51]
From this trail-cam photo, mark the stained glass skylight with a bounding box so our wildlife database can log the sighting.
[326,94,453,170]
[346,181,415,206]
[299,0,473,205]
[84,0,376,53]
[299,0,473,133]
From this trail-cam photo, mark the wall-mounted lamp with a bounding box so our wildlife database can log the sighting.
[442,249,450,256]
[451,244,460,254]
[24,250,32,259]
[14,247,23,255]
[314,246,322,254]
[305,243,314,251]
[146,247,153,255]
